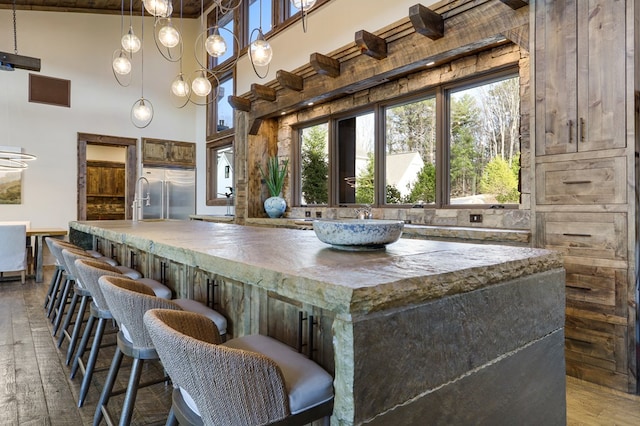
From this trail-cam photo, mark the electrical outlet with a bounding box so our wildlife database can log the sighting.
[305,211,311,218]
[316,211,322,218]
[470,214,483,223]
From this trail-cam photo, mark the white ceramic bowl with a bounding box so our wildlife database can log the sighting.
[313,219,404,251]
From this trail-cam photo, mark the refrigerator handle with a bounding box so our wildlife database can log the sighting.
[165,180,171,219]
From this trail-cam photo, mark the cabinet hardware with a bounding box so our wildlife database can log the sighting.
[568,119,573,143]
[566,285,591,291]
[130,251,136,269]
[563,233,592,237]
[308,315,317,360]
[579,117,585,142]
[206,278,219,309]
[110,243,116,260]
[297,312,307,354]
[567,337,593,346]
[562,180,592,185]
[160,261,167,284]
[96,239,101,252]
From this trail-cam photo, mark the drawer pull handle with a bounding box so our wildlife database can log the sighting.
[563,233,592,237]
[566,285,591,292]
[562,180,592,185]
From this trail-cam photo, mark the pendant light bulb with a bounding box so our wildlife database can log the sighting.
[205,31,227,58]
[292,0,317,9]
[171,73,190,98]
[122,27,141,53]
[158,20,181,48]
[192,71,212,97]
[112,51,132,75]
[133,99,153,122]
[143,0,172,17]
[250,32,272,67]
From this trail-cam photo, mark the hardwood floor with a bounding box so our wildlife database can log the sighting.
[1,266,640,425]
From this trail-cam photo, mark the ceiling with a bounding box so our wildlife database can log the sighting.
[0,0,214,19]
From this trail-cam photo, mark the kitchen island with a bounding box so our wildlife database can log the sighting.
[69,220,566,425]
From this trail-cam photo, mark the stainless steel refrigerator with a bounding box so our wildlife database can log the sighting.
[142,167,196,220]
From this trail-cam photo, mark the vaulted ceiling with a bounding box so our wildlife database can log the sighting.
[0,0,213,19]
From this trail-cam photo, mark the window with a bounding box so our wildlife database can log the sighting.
[294,69,520,208]
[207,7,236,69]
[208,73,234,138]
[247,0,272,42]
[206,139,234,205]
[385,96,436,205]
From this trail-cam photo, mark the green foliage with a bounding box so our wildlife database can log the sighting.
[301,126,329,204]
[385,185,403,204]
[355,152,375,204]
[259,156,289,197]
[479,156,519,203]
[406,163,436,204]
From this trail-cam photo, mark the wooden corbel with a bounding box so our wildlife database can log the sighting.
[355,30,387,60]
[409,4,444,40]
[249,118,264,135]
[310,52,340,78]
[228,95,251,112]
[251,84,277,102]
[276,70,304,92]
[498,0,528,9]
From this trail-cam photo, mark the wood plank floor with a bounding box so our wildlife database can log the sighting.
[1,266,640,425]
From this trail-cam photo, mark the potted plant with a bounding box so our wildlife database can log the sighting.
[259,156,289,218]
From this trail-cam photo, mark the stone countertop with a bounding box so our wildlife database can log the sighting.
[70,220,561,317]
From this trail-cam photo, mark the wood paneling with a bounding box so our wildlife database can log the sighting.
[142,138,196,168]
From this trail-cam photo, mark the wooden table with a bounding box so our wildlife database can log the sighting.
[27,228,67,282]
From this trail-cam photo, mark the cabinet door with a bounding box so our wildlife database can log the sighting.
[576,0,626,152]
[535,0,577,155]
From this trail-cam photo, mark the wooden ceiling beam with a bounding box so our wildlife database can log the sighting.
[276,70,304,91]
[409,4,444,40]
[228,95,251,111]
[310,53,341,78]
[0,51,41,72]
[498,0,529,10]
[251,84,277,102]
[355,30,388,60]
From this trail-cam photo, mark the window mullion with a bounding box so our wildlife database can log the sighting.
[435,86,447,208]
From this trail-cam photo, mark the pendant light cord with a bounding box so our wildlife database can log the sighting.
[12,0,18,54]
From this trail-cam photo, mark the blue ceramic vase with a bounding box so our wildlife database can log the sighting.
[264,196,286,218]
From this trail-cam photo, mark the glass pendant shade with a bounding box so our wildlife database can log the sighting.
[192,71,212,97]
[250,36,273,67]
[158,21,180,48]
[122,27,141,53]
[205,31,227,58]
[131,98,154,128]
[143,0,172,17]
[171,73,190,98]
[292,0,317,9]
[112,51,132,75]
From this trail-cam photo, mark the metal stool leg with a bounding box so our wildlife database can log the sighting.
[78,317,107,407]
[44,266,62,309]
[118,358,145,426]
[71,314,96,379]
[93,346,124,426]
[46,271,64,318]
[56,290,78,340]
[52,277,72,329]
[65,294,90,365]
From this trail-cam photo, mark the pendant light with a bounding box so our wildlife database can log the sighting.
[143,0,172,18]
[249,0,272,79]
[131,5,153,128]
[121,0,141,53]
[112,0,132,86]
[291,0,316,32]
[0,150,36,171]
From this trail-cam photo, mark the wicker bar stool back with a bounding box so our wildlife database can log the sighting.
[144,309,334,426]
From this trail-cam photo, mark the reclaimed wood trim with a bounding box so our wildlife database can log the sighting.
[502,24,529,52]
[355,30,388,60]
[0,51,40,71]
[249,118,264,135]
[310,52,341,78]
[276,70,304,91]
[228,95,251,111]
[251,83,277,102]
[498,0,528,9]
[409,4,444,40]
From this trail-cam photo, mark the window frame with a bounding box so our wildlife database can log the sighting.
[206,135,235,206]
[293,66,521,209]
[207,70,236,140]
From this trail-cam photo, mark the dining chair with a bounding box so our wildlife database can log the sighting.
[0,224,27,284]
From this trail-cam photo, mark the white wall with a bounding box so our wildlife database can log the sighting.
[0,10,203,227]
[235,0,438,94]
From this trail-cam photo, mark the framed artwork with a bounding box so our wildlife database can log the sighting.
[0,170,22,204]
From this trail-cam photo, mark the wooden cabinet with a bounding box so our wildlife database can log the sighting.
[142,138,196,168]
[86,161,126,220]
[535,0,626,155]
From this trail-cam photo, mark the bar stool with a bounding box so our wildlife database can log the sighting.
[94,275,227,426]
[70,258,171,407]
[144,309,334,426]
[43,237,65,311]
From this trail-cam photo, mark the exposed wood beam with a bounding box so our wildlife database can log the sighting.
[251,84,277,102]
[276,70,304,91]
[249,118,263,135]
[498,0,529,9]
[409,4,444,40]
[0,51,41,71]
[248,1,527,119]
[503,24,529,52]
[228,95,251,111]
[310,53,341,78]
[355,30,388,60]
